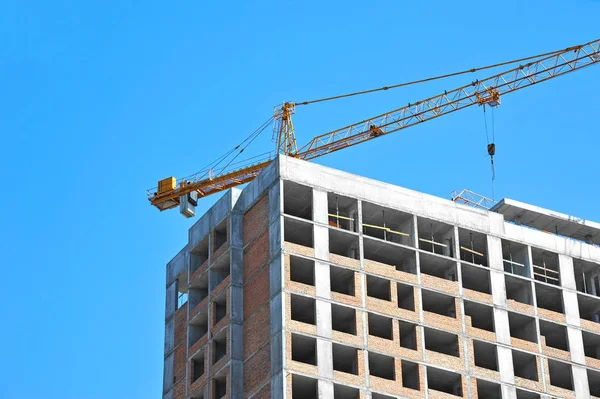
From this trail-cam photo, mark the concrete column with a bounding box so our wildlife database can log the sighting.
[568,326,586,365]
[316,299,332,339]
[564,290,582,327]
[313,189,328,225]
[314,225,329,261]
[315,261,331,300]
[494,308,511,345]
[573,364,591,399]
[269,180,285,398]
[487,236,504,272]
[317,338,333,379]
[491,270,508,308]
[501,384,517,399]
[318,380,334,399]
[559,254,577,290]
[497,346,516,385]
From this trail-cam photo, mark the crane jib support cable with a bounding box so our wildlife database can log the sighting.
[148,38,600,211]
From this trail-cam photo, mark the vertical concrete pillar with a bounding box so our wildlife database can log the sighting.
[269,180,285,398]
[318,380,334,399]
[501,384,517,399]
[497,346,516,386]
[573,364,591,399]
[229,210,244,399]
[559,254,577,290]
[313,189,328,225]
[317,338,333,379]
[316,299,332,339]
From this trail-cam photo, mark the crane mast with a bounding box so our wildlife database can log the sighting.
[148,38,600,214]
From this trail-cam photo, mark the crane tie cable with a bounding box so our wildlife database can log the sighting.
[294,45,581,106]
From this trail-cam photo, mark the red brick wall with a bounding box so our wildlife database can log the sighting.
[174,304,187,346]
[243,344,271,397]
[251,384,271,399]
[243,265,270,321]
[243,232,270,282]
[243,195,269,246]
[172,303,188,396]
[172,379,186,399]
[242,195,272,398]
[243,304,270,360]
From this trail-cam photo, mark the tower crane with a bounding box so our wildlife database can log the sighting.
[148,38,600,217]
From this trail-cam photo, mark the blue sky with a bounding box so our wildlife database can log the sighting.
[1,1,599,398]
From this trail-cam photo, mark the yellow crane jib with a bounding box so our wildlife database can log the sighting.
[148,38,600,217]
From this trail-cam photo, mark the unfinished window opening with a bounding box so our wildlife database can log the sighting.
[420,252,457,281]
[329,228,359,260]
[473,340,498,370]
[539,320,568,351]
[213,375,227,399]
[464,301,495,332]
[516,389,541,399]
[461,263,491,294]
[583,331,600,360]
[578,293,600,324]
[330,266,355,296]
[189,272,209,309]
[368,313,393,340]
[417,217,455,257]
[531,247,560,285]
[333,384,359,399]
[369,352,395,380]
[399,321,418,350]
[190,237,209,273]
[508,311,537,343]
[512,350,538,381]
[588,368,600,397]
[291,334,317,365]
[332,343,358,375]
[283,181,313,220]
[213,332,227,364]
[284,217,313,248]
[290,294,316,325]
[331,304,357,335]
[214,220,228,252]
[367,275,391,301]
[402,360,420,390]
[424,327,459,357]
[505,274,533,305]
[192,351,205,382]
[574,259,600,296]
[362,201,414,245]
[214,293,227,324]
[458,228,488,266]
[548,360,573,390]
[535,283,564,314]
[502,240,530,277]
[397,282,415,311]
[363,237,417,274]
[189,311,208,347]
[427,366,462,396]
[291,374,317,399]
[290,256,315,286]
[476,380,501,399]
[209,253,230,291]
[422,289,456,318]
[176,272,188,309]
[328,193,358,232]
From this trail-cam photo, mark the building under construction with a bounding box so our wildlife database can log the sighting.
[162,155,600,399]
